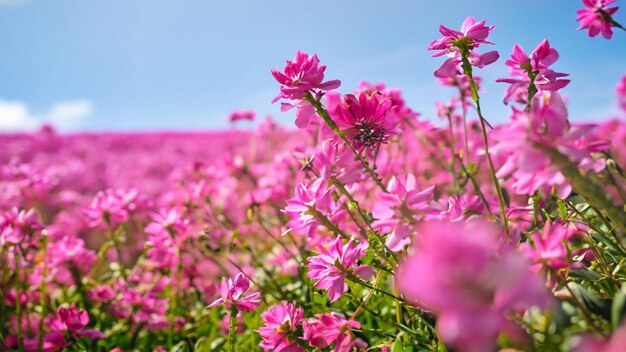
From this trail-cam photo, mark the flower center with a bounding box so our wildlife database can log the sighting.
[353,120,388,150]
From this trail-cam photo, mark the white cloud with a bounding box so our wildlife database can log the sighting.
[0,98,94,132]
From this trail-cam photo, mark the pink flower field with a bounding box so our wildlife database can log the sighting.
[2,3,626,352]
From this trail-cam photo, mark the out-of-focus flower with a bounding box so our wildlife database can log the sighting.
[497,40,570,104]
[307,236,374,302]
[302,313,366,352]
[208,272,261,312]
[257,301,305,352]
[617,75,626,111]
[576,0,620,39]
[492,92,609,197]
[397,220,549,351]
[575,320,626,351]
[47,304,105,340]
[85,188,142,228]
[0,208,42,246]
[228,110,256,123]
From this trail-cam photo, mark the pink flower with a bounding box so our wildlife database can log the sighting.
[271,51,341,129]
[330,90,395,151]
[428,16,496,57]
[283,179,333,236]
[396,220,549,351]
[492,92,609,197]
[0,208,42,246]
[307,236,374,302]
[228,110,256,123]
[521,221,581,273]
[85,188,142,228]
[257,301,305,352]
[208,272,261,312]
[576,0,620,39]
[617,75,626,111]
[497,40,570,104]
[302,313,366,352]
[575,320,626,351]
[47,304,88,332]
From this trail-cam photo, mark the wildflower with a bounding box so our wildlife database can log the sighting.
[617,75,626,111]
[521,221,581,274]
[228,110,256,123]
[491,92,609,197]
[576,0,621,39]
[497,40,570,104]
[208,272,261,312]
[84,188,141,228]
[47,304,105,340]
[0,208,42,246]
[397,220,549,351]
[331,90,395,151]
[302,313,366,352]
[271,51,341,129]
[307,236,374,302]
[257,301,305,352]
[428,16,496,57]
[283,179,333,236]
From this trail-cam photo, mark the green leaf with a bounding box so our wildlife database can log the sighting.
[568,269,603,281]
[568,283,611,321]
[557,198,568,220]
[612,286,626,329]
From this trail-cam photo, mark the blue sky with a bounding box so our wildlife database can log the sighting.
[0,0,625,131]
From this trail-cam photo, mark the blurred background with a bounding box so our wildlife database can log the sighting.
[1,0,624,132]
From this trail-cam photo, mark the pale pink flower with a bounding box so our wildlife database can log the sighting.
[0,208,42,246]
[307,236,374,302]
[283,179,333,236]
[576,0,620,39]
[302,313,366,352]
[257,301,305,352]
[208,272,261,312]
[85,188,142,228]
[617,75,626,111]
[575,321,626,351]
[396,220,549,351]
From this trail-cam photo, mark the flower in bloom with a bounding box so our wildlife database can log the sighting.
[283,179,333,236]
[576,0,620,39]
[496,40,570,104]
[257,301,305,352]
[521,221,582,274]
[617,75,626,112]
[302,313,366,352]
[428,16,495,57]
[331,90,395,151]
[371,173,440,251]
[47,304,105,340]
[0,208,42,246]
[307,236,374,302]
[396,220,549,351]
[208,272,261,312]
[271,51,341,129]
[492,92,609,197]
[84,188,141,228]
[228,110,256,123]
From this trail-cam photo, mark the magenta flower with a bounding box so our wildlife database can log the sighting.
[330,90,395,151]
[307,236,374,302]
[521,221,581,274]
[302,313,366,352]
[271,51,341,129]
[47,304,105,340]
[492,92,609,197]
[228,110,256,123]
[208,272,261,312]
[84,188,141,228]
[497,40,570,104]
[576,0,620,39]
[396,220,549,351]
[428,16,496,57]
[283,179,333,236]
[0,208,42,246]
[257,301,305,352]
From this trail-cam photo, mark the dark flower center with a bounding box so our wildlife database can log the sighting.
[353,120,388,150]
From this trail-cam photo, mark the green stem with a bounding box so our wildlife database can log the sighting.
[459,48,511,239]
[38,237,48,352]
[14,248,25,352]
[304,93,388,193]
[228,306,238,352]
